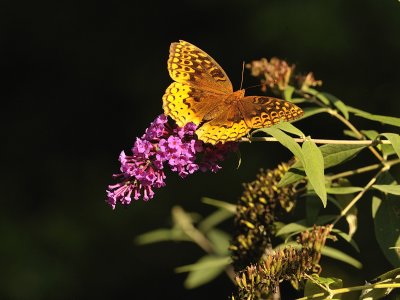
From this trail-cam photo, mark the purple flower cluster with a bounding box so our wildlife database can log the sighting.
[106,115,238,209]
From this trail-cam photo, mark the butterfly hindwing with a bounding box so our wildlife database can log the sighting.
[163,82,226,127]
[240,96,304,128]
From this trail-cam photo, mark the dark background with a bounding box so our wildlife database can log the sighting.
[2,0,400,299]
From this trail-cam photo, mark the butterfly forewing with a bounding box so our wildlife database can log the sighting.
[167,40,233,94]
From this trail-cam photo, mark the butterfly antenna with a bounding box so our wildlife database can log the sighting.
[244,84,262,90]
[239,61,245,90]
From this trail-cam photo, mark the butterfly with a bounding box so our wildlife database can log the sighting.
[162,40,303,145]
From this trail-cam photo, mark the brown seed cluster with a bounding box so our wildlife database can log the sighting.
[233,225,335,300]
[230,162,304,271]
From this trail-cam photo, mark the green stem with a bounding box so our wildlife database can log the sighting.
[328,109,384,162]
[327,159,400,181]
[332,165,390,226]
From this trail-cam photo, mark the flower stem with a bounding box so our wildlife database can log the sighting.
[327,158,400,181]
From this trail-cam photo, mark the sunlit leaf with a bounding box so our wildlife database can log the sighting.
[291,98,307,104]
[206,229,231,255]
[380,133,400,159]
[277,167,305,187]
[256,127,304,162]
[373,184,400,195]
[303,87,330,105]
[275,122,304,137]
[176,255,230,289]
[278,144,366,187]
[198,209,234,233]
[326,186,363,194]
[322,92,349,119]
[135,228,190,245]
[300,107,330,119]
[321,144,366,168]
[276,215,337,237]
[302,139,327,206]
[343,129,359,139]
[283,85,295,101]
[348,106,400,127]
[322,246,363,269]
[201,197,236,213]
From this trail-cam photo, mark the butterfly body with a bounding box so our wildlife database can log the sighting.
[163,40,303,144]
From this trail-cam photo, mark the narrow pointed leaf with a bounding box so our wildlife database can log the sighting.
[326,186,363,194]
[352,111,400,127]
[283,85,294,101]
[177,256,230,289]
[198,209,234,233]
[259,127,304,162]
[322,92,349,119]
[275,122,304,137]
[322,246,363,269]
[373,184,400,195]
[300,107,330,119]
[135,228,190,245]
[201,197,236,213]
[278,144,366,187]
[302,139,327,206]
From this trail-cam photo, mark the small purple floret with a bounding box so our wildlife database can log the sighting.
[106,114,237,209]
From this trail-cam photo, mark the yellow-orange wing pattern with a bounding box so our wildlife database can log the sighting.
[162,40,303,144]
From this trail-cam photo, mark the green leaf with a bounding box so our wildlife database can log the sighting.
[198,209,234,233]
[373,184,400,196]
[361,130,379,141]
[176,255,230,289]
[291,98,307,104]
[300,107,330,119]
[135,228,190,245]
[303,87,330,105]
[372,194,400,267]
[351,110,400,127]
[302,139,327,206]
[326,186,363,194]
[304,274,342,299]
[276,215,337,237]
[343,130,360,139]
[321,144,366,169]
[322,92,349,119]
[206,229,231,255]
[380,133,400,159]
[275,122,304,137]
[258,127,304,162]
[276,223,308,237]
[201,197,236,213]
[278,144,366,188]
[277,167,305,187]
[322,246,363,269]
[283,85,295,101]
